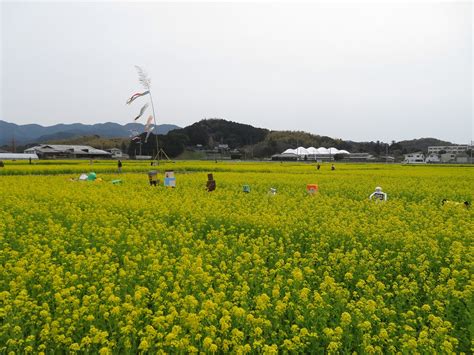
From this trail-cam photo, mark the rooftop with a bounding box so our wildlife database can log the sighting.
[25,144,110,155]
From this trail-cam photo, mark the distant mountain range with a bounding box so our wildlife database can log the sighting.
[1,118,455,159]
[0,120,180,146]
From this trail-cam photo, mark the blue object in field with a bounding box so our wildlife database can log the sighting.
[164,170,176,187]
[243,185,250,193]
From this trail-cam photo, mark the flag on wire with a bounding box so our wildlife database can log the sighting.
[134,103,149,121]
[129,129,140,137]
[126,91,150,105]
[129,129,142,142]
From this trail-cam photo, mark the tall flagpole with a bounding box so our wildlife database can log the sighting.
[135,65,162,162]
[147,89,160,162]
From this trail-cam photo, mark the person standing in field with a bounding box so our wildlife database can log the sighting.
[206,173,216,192]
[369,186,387,201]
[117,160,122,173]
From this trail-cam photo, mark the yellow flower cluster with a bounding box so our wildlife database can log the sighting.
[0,162,472,353]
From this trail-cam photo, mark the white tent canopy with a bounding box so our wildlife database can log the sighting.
[0,153,39,160]
[280,146,350,157]
[316,147,329,154]
[295,147,309,155]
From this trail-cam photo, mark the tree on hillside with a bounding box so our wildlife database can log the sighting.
[172,119,268,149]
[128,132,188,158]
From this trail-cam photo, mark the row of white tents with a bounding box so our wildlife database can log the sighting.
[282,147,350,156]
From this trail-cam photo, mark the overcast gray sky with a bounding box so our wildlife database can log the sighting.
[1,1,472,143]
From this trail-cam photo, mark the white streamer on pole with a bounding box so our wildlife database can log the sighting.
[145,126,155,143]
[126,91,149,105]
[144,115,153,131]
[134,103,149,121]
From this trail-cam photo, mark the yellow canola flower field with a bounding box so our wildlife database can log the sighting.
[0,162,473,354]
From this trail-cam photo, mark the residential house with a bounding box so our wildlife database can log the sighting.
[403,152,425,164]
[425,153,441,163]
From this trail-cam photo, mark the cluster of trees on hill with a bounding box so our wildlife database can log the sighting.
[128,119,268,157]
[389,138,452,155]
[127,131,189,158]
[172,119,269,148]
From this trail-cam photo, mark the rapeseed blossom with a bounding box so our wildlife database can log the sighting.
[0,161,472,353]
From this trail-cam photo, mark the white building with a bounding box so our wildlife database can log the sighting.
[403,152,425,164]
[106,148,123,158]
[428,145,470,154]
[425,153,440,163]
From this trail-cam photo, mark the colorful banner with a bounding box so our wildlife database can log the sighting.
[126,91,150,105]
[144,115,153,131]
[144,126,154,143]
